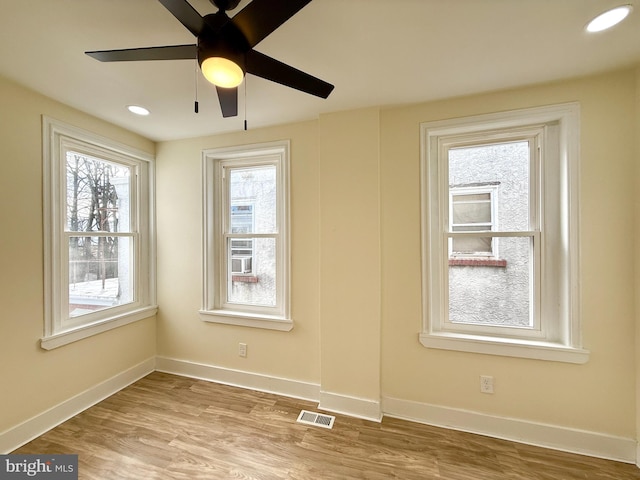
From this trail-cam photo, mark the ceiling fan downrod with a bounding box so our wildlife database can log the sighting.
[210,0,241,12]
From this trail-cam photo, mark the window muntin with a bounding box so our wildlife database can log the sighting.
[420,104,588,363]
[201,141,291,330]
[42,117,156,349]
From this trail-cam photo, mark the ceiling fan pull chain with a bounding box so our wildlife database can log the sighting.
[194,59,199,114]
[243,76,248,131]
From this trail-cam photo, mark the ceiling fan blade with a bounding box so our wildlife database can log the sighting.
[157,0,205,37]
[229,0,312,48]
[86,44,197,62]
[216,86,238,117]
[246,50,334,99]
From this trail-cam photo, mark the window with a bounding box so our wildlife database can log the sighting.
[230,204,254,275]
[42,117,156,350]
[201,141,291,331]
[420,104,588,363]
[449,186,497,257]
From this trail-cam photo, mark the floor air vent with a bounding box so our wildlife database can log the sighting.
[296,410,335,429]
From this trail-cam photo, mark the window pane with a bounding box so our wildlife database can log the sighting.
[231,239,253,257]
[454,193,490,203]
[230,204,254,271]
[231,204,253,233]
[229,166,276,234]
[449,141,530,232]
[451,235,492,254]
[452,200,491,225]
[66,152,131,233]
[449,236,532,327]
[68,236,133,317]
[227,237,276,307]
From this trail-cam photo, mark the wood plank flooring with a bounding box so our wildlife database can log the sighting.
[13,372,640,479]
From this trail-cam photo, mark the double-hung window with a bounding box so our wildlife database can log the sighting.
[420,104,588,363]
[201,141,291,331]
[42,117,156,350]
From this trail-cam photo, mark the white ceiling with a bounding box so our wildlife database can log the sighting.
[1,0,639,142]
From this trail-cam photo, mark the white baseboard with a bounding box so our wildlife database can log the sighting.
[155,356,320,402]
[3,356,636,467]
[0,357,155,454]
[319,391,382,422]
[157,357,383,421]
[383,395,637,464]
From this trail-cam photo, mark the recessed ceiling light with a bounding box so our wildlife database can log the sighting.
[127,105,150,116]
[586,5,632,32]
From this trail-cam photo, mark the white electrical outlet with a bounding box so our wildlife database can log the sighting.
[480,375,494,394]
[238,343,247,357]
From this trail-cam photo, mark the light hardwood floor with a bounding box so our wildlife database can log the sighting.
[14,372,640,479]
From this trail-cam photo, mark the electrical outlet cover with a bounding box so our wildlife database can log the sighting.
[480,375,494,394]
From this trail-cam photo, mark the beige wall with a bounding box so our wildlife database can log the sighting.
[318,108,381,401]
[157,69,638,438]
[636,66,640,461]
[380,70,637,437]
[155,122,323,382]
[0,75,156,435]
[155,107,384,404]
[1,65,638,451]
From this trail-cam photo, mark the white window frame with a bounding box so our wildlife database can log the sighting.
[420,104,589,363]
[42,117,157,350]
[200,141,292,331]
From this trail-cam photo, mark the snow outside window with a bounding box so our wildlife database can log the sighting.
[42,117,156,350]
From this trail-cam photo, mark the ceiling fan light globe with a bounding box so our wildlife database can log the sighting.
[201,57,244,88]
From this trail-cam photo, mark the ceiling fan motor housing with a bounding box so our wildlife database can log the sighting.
[198,13,248,70]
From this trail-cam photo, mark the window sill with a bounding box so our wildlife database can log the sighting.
[41,305,158,350]
[232,275,259,283]
[419,332,589,364]
[449,258,507,267]
[199,309,293,331]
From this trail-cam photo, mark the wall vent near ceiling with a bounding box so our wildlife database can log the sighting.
[296,410,335,429]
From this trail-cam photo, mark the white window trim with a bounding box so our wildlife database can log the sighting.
[419,104,589,364]
[41,117,157,350]
[200,141,292,331]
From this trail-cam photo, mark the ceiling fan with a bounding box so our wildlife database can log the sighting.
[86,0,334,118]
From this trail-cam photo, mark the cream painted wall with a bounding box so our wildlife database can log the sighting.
[155,122,322,382]
[380,69,637,438]
[155,108,383,404]
[635,66,640,461]
[0,75,157,435]
[318,108,381,401]
[2,64,638,453]
[156,70,638,439]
